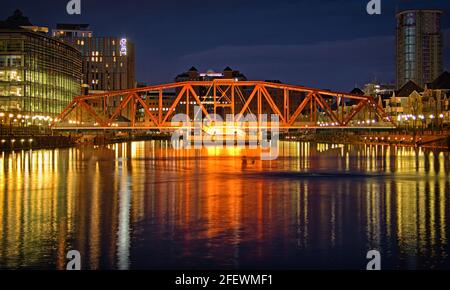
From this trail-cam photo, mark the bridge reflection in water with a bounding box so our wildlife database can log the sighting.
[0,141,449,269]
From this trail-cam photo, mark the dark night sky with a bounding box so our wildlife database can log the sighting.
[1,0,449,91]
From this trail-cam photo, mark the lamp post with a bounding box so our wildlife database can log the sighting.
[419,115,425,134]
[8,113,14,135]
[439,113,444,133]
[0,112,4,134]
[429,114,435,134]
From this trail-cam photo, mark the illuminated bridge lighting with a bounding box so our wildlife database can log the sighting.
[52,80,396,131]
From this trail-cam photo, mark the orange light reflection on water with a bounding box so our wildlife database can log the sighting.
[0,142,449,269]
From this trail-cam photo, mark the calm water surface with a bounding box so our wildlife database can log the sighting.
[0,141,449,269]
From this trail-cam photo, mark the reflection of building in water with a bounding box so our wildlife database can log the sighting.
[0,143,449,269]
[0,149,77,268]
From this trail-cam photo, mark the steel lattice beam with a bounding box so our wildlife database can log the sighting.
[51,80,396,130]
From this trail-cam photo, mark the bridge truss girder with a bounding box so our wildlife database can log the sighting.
[52,80,396,130]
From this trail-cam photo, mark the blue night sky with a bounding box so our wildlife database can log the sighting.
[1,0,449,91]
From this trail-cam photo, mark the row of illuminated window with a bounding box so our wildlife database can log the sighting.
[404,45,415,54]
[54,31,92,38]
[404,27,416,36]
[0,37,81,80]
[1,36,81,60]
[0,70,22,82]
[88,50,123,57]
[0,55,22,68]
[404,35,415,45]
[86,56,125,66]
[24,70,80,87]
[405,62,415,70]
[87,72,128,89]
[404,53,415,61]
[77,47,126,57]
[24,40,81,63]
[0,83,79,98]
[25,52,81,73]
[0,39,23,52]
[402,13,416,25]
[24,36,80,55]
[0,69,80,87]
[0,97,72,115]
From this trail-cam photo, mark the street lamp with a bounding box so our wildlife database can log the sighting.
[418,115,425,133]
[429,114,435,132]
[439,114,444,133]
[8,114,14,134]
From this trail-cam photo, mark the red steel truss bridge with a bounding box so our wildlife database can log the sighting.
[52,80,396,130]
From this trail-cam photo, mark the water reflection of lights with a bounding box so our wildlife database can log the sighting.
[0,142,449,269]
[117,160,131,270]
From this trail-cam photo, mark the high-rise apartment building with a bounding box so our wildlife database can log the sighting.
[53,24,135,93]
[396,9,443,89]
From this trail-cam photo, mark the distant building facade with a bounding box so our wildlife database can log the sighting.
[363,82,396,109]
[174,67,247,114]
[175,66,247,83]
[53,24,135,93]
[385,71,450,127]
[396,9,443,89]
[0,11,81,117]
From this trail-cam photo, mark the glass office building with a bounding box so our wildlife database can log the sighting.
[0,29,82,117]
